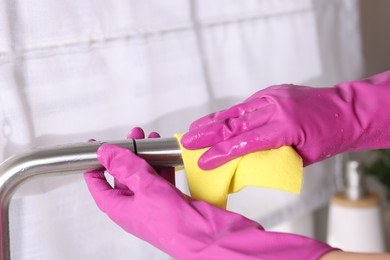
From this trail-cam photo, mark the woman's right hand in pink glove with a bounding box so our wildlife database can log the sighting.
[182,71,390,170]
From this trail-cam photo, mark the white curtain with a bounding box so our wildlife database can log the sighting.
[0,0,363,259]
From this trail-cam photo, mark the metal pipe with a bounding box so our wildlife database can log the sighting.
[0,138,182,260]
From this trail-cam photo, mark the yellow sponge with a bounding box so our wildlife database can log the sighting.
[175,133,303,209]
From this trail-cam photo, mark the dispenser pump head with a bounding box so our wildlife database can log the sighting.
[344,160,367,200]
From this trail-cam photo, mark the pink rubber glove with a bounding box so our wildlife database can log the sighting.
[125,127,175,186]
[84,133,335,259]
[181,71,390,170]
[90,128,175,190]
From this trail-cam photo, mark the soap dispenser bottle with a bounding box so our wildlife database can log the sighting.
[327,160,385,252]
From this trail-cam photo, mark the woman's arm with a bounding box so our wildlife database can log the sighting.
[321,250,390,260]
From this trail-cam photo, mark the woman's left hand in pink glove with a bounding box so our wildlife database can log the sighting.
[84,127,335,259]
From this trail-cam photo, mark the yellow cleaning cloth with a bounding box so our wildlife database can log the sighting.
[175,134,303,209]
